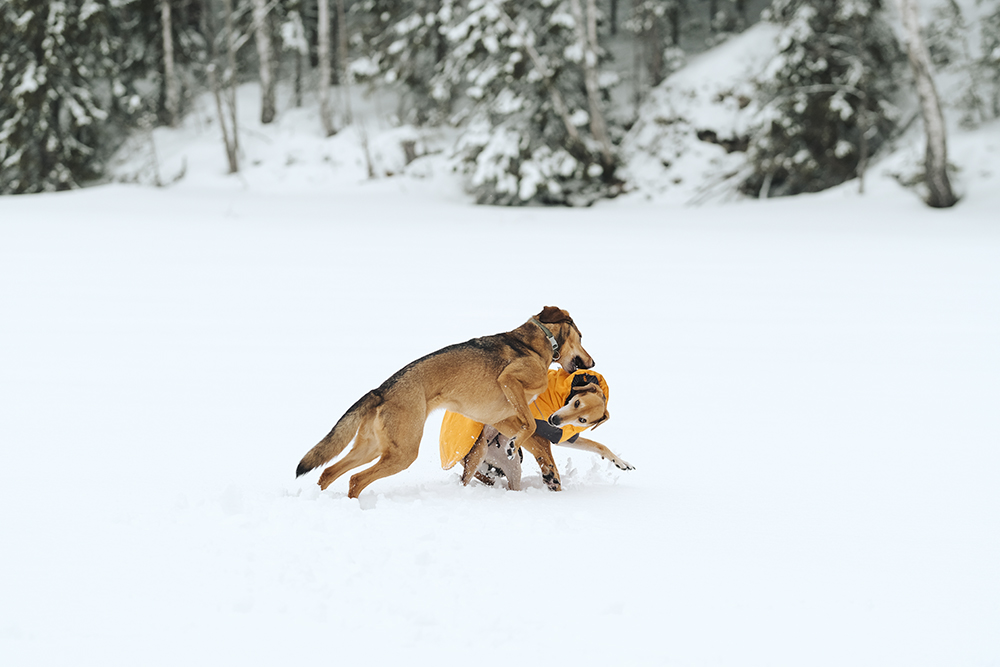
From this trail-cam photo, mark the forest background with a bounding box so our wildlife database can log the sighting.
[3,0,999,206]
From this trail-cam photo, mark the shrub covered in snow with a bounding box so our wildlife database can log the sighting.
[741,0,903,197]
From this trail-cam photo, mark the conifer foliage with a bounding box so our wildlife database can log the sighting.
[0,1,131,194]
[743,0,902,197]
[352,0,452,124]
[439,0,620,205]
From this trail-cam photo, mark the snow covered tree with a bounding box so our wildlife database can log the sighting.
[110,0,208,127]
[924,0,1000,127]
[351,0,453,124]
[0,1,135,194]
[625,0,686,88]
[281,1,309,107]
[981,3,1000,119]
[709,0,751,36]
[438,0,622,206]
[743,0,903,197]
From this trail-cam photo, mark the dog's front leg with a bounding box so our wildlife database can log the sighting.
[494,367,539,442]
[521,436,562,491]
[558,436,635,471]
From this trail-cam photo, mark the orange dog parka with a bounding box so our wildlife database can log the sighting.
[439,368,611,469]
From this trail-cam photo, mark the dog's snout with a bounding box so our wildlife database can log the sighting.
[574,355,594,370]
[549,414,562,426]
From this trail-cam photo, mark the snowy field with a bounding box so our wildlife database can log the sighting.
[2,173,999,666]
[3,62,1000,664]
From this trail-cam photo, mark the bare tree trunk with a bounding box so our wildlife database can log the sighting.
[669,1,681,48]
[433,0,447,63]
[336,0,352,124]
[294,46,304,108]
[223,0,239,155]
[160,0,180,127]
[317,0,335,136]
[208,65,239,173]
[734,0,747,29]
[570,0,615,170]
[205,0,239,173]
[857,111,870,195]
[252,0,276,123]
[895,0,958,207]
[647,20,663,86]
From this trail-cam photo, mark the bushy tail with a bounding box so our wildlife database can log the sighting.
[296,391,381,477]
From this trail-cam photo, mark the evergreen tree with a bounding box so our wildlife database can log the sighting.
[625,1,686,88]
[437,0,621,206]
[0,1,134,194]
[114,0,207,126]
[742,0,902,197]
[352,0,452,124]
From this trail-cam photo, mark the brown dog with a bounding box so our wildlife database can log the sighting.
[296,307,594,498]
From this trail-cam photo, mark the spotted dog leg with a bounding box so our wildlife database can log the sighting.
[481,431,522,491]
[464,425,522,491]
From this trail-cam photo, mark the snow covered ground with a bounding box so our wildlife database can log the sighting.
[3,170,999,666]
[3,59,1000,664]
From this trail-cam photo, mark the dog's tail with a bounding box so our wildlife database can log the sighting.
[296,391,382,477]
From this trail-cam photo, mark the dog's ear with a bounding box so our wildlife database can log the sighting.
[537,306,571,325]
[575,383,601,395]
[590,408,610,430]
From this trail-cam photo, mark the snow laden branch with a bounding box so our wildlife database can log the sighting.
[495,8,581,149]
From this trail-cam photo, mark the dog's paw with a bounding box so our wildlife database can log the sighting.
[613,458,635,471]
[541,471,562,491]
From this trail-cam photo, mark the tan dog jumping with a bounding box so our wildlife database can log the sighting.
[296,307,594,498]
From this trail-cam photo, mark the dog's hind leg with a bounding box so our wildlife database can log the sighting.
[317,425,380,491]
[346,414,422,498]
[461,428,492,486]
[347,442,419,498]
[491,439,522,491]
[484,432,521,491]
